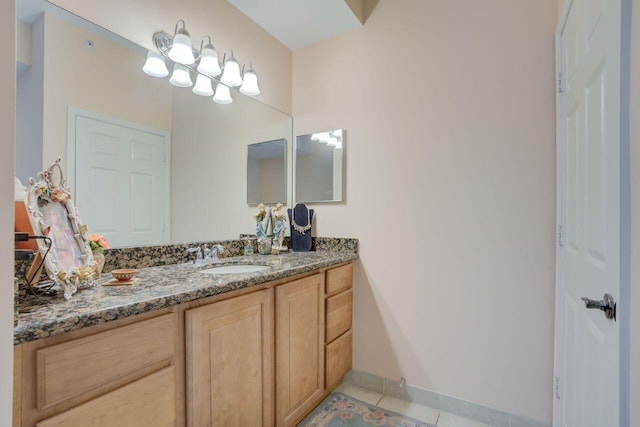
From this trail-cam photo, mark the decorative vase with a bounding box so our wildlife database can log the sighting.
[92,250,105,276]
[258,237,272,255]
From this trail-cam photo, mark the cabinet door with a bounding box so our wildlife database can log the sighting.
[35,366,176,427]
[276,274,325,427]
[186,290,273,427]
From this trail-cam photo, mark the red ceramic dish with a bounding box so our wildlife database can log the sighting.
[111,269,137,281]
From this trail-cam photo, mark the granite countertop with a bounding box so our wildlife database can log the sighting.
[14,251,357,345]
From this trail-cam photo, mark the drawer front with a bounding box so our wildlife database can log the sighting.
[36,366,176,427]
[326,289,353,343]
[36,313,175,410]
[325,330,352,389]
[325,263,353,297]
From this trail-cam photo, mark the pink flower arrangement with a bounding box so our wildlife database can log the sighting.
[88,233,110,254]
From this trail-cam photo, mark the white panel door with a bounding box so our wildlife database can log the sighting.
[74,115,168,247]
[555,0,623,426]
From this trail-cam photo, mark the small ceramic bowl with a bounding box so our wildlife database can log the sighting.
[111,269,137,281]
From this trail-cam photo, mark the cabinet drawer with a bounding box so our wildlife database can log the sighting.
[35,366,176,427]
[36,313,175,410]
[325,263,353,297]
[326,289,353,343]
[325,330,352,389]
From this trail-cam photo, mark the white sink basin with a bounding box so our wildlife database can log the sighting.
[199,265,270,275]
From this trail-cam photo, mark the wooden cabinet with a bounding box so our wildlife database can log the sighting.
[275,273,325,427]
[35,366,176,427]
[15,310,178,427]
[15,262,354,427]
[185,289,273,427]
[324,264,354,390]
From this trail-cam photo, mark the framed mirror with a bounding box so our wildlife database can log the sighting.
[295,129,344,203]
[25,158,95,300]
[247,139,287,205]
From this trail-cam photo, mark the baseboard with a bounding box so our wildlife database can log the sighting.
[343,369,550,427]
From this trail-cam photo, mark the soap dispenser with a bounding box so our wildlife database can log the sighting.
[244,240,254,256]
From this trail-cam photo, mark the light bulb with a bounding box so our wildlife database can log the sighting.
[168,20,195,64]
[197,38,222,77]
[220,51,243,87]
[142,50,168,77]
[239,67,260,96]
[318,132,331,143]
[169,63,193,87]
[192,74,214,96]
[213,83,233,104]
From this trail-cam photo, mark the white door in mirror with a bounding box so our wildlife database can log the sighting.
[74,114,169,248]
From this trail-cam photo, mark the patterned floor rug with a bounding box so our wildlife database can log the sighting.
[298,392,436,427]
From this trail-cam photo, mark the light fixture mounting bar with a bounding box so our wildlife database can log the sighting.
[153,31,227,87]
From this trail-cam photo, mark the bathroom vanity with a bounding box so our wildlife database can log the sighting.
[13,252,355,427]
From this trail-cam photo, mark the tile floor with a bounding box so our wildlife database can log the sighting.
[334,382,493,427]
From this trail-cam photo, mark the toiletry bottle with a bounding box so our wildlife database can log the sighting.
[244,240,254,256]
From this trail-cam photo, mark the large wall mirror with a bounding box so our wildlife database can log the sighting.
[15,0,292,247]
[295,129,344,203]
[247,139,286,205]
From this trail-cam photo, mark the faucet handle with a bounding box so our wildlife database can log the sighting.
[187,247,203,260]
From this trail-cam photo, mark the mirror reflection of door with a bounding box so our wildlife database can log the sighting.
[72,111,170,248]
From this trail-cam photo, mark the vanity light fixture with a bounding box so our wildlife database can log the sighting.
[192,74,214,96]
[220,50,243,87]
[169,63,193,87]
[142,20,260,105]
[142,51,169,77]
[239,63,260,96]
[213,83,233,104]
[168,20,196,65]
[197,36,222,77]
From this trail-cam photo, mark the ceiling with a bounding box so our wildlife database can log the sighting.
[226,0,364,50]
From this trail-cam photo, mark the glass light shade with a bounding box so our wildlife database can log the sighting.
[312,132,330,143]
[220,54,243,87]
[168,33,195,64]
[169,64,193,87]
[192,74,214,96]
[213,83,233,104]
[197,47,221,77]
[142,51,168,77]
[239,69,260,96]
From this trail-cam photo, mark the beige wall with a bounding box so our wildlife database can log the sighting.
[293,0,557,422]
[47,0,292,115]
[630,2,639,426]
[1,0,15,423]
[40,12,172,173]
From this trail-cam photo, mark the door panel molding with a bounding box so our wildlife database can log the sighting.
[66,106,171,246]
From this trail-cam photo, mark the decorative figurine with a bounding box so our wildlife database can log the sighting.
[271,202,288,251]
[253,203,270,239]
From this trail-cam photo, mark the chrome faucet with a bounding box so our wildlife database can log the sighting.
[187,244,224,265]
[187,247,203,264]
[204,244,224,261]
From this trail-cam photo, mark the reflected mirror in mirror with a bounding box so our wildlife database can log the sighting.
[295,129,344,203]
[247,139,286,205]
[15,0,293,247]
